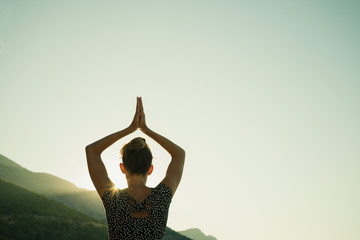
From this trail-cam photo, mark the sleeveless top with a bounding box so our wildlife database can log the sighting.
[101,183,173,240]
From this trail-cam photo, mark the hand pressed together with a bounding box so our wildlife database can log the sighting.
[129,97,147,131]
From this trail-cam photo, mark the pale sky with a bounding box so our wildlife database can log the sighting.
[1,1,360,239]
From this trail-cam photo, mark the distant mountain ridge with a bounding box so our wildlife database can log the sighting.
[0,154,215,240]
[179,228,218,240]
[0,155,80,192]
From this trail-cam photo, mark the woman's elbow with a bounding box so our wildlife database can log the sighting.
[85,144,98,155]
[85,145,92,153]
[178,148,186,158]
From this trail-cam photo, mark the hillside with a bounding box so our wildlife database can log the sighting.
[0,154,105,220]
[0,178,108,240]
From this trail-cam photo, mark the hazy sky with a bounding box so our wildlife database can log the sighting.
[1,1,359,239]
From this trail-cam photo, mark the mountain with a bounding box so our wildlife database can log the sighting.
[0,154,105,221]
[0,154,193,240]
[179,228,218,240]
[165,228,193,240]
[0,178,108,240]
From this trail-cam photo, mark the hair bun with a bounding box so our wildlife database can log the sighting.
[128,137,146,151]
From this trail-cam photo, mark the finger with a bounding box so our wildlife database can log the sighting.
[140,97,144,113]
[136,97,140,113]
[132,102,140,126]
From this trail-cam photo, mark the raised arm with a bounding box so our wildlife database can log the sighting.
[85,98,141,196]
[139,98,185,195]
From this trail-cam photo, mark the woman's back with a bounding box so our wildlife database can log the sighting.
[102,183,173,240]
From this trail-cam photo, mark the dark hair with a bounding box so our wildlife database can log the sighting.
[120,137,152,175]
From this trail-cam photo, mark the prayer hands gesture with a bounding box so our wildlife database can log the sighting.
[130,97,147,131]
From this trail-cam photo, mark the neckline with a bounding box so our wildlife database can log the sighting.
[124,187,154,205]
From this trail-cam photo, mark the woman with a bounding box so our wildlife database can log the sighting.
[85,97,185,240]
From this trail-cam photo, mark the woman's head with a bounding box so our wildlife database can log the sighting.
[120,137,153,175]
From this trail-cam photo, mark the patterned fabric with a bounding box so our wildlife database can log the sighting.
[102,183,173,240]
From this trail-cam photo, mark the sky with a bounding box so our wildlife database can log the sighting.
[1,0,360,239]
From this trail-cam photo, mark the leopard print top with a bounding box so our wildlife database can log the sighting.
[102,183,173,240]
